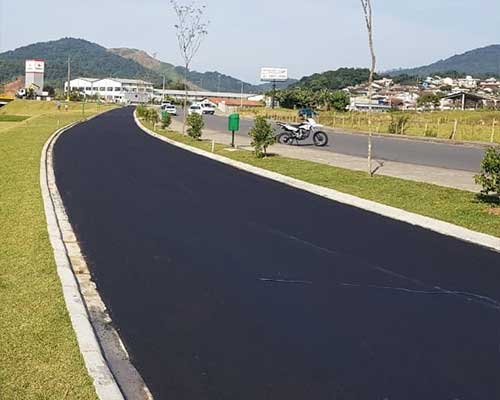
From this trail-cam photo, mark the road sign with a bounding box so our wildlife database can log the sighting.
[260,67,288,82]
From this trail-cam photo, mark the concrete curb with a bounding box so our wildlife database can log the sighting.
[135,113,500,253]
[41,113,153,400]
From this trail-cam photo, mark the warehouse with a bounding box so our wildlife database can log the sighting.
[64,77,154,102]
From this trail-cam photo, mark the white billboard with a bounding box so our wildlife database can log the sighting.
[25,59,45,74]
[260,67,288,82]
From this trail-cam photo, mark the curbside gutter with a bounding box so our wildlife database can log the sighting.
[135,112,500,253]
[41,113,153,400]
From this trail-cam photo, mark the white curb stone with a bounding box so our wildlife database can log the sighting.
[135,113,500,253]
[41,113,153,400]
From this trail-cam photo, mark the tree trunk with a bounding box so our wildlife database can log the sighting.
[182,65,189,135]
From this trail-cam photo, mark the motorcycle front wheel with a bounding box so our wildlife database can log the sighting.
[277,132,292,145]
[313,131,328,147]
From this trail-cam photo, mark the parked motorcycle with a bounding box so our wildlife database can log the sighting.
[276,119,329,147]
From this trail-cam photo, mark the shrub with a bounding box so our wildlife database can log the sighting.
[147,108,159,124]
[187,113,204,139]
[388,113,410,135]
[475,147,500,195]
[136,105,147,118]
[248,115,275,158]
[161,112,172,129]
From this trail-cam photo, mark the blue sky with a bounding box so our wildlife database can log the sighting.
[1,0,499,83]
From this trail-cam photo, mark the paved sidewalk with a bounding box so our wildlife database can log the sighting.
[170,120,480,192]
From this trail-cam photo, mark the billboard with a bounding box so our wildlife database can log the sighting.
[260,67,288,82]
[25,59,45,74]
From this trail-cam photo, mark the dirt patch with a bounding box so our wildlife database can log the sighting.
[487,207,500,216]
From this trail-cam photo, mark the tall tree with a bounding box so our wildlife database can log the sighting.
[171,0,209,134]
[360,0,376,175]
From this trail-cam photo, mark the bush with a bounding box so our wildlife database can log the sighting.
[248,116,275,158]
[161,112,172,129]
[147,108,159,124]
[136,105,147,118]
[475,147,500,195]
[388,113,410,135]
[187,112,204,139]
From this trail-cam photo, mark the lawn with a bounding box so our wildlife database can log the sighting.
[144,121,500,238]
[0,100,115,399]
[0,115,30,122]
[239,107,500,144]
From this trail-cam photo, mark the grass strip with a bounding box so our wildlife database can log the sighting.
[0,115,30,122]
[0,100,114,400]
[145,122,499,238]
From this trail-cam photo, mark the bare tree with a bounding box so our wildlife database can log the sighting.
[360,0,376,175]
[171,0,209,134]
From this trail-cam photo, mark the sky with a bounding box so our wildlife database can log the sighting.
[0,0,499,83]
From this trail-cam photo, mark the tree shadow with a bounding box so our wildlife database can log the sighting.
[475,194,500,206]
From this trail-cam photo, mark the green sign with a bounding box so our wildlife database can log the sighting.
[228,113,240,132]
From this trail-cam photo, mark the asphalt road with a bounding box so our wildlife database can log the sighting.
[55,107,500,400]
[175,112,486,172]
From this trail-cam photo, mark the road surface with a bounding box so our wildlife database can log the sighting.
[55,108,500,400]
[175,112,486,172]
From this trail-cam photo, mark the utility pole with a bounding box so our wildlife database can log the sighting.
[217,73,221,93]
[240,81,244,108]
[66,56,71,101]
[162,75,166,102]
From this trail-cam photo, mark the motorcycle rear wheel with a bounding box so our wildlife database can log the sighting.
[313,131,328,147]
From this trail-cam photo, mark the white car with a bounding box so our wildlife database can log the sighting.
[161,104,177,115]
[188,104,203,115]
[200,103,216,115]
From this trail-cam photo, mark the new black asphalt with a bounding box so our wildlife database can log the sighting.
[55,107,500,400]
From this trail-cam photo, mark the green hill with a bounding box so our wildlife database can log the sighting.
[0,38,163,87]
[292,68,378,90]
[390,45,500,77]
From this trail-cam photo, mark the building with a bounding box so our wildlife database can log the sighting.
[64,77,154,102]
[25,59,45,96]
[154,89,255,103]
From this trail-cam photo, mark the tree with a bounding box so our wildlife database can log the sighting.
[187,112,204,139]
[475,147,500,195]
[360,0,376,175]
[248,116,275,158]
[171,0,209,134]
[417,93,441,109]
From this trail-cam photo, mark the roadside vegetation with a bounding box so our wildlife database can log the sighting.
[238,107,500,144]
[0,100,115,399]
[141,119,500,237]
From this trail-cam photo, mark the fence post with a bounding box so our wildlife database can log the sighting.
[424,123,428,136]
[451,119,458,140]
[491,119,497,143]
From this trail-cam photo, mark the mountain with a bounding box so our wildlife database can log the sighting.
[0,38,163,87]
[292,68,379,91]
[390,45,500,77]
[109,47,296,93]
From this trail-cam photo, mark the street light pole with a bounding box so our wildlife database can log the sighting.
[240,81,244,108]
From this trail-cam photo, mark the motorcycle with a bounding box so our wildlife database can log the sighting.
[276,118,329,147]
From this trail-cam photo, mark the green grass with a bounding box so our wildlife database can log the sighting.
[0,115,30,122]
[145,122,500,238]
[0,100,115,399]
[240,107,500,144]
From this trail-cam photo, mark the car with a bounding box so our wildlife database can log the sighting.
[200,102,216,115]
[161,103,177,115]
[188,104,203,115]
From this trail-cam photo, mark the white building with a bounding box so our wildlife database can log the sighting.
[64,77,154,102]
[25,59,45,96]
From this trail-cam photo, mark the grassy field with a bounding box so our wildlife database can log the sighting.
[0,115,30,122]
[239,107,500,144]
[0,100,115,399]
[143,121,500,238]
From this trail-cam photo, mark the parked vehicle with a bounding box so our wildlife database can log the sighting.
[161,103,177,115]
[188,104,203,115]
[298,107,317,119]
[276,118,328,147]
[200,102,216,115]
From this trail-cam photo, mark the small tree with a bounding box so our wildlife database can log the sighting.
[249,116,275,158]
[161,112,172,129]
[147,108,159,124]
[187,112,204,139]
[360,0,376,175]
[171,0,209,134]
[475,147,500,195]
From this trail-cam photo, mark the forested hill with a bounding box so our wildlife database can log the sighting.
[292,68,379,90]
[390,45,500,77]
[0,38,163,86]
